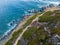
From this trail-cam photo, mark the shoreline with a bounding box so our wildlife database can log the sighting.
[0,4,60,45]
[0,15,33,45]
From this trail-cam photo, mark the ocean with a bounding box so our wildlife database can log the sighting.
[0,0,60,40]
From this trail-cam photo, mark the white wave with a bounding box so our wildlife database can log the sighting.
[7,20,16,27]
[28,0,60,5]
[47,1,59,5]
[39,1,60,5]
[5,24,17,35]
[0,24,17,40]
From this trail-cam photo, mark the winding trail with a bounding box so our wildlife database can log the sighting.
[13,12,46,45]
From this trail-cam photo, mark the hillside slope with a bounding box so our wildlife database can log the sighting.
[19,10,60,45]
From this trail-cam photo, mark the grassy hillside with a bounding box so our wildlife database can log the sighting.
[19,10,60,45]
[5,10,60,45]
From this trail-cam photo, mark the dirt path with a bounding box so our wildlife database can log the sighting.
[13,12,46,45]
[44,7,60,11]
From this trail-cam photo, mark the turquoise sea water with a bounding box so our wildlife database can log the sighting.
[0,0,60,40]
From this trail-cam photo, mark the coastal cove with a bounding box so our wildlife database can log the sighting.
[0,1,44,40]
[0,0,60,45]
[0,1,46,39]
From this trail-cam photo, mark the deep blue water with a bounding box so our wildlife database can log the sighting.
[0,0,60,39]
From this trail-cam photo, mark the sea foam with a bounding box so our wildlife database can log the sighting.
[0,24,17,41]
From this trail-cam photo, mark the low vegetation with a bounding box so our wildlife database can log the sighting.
[23,26,37,40]
[5,10,60,45]
[23,12,41,28]
[17,40,21,45]
[19,10,60,45]
[5,28,22,45]
[5,12,41,45]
